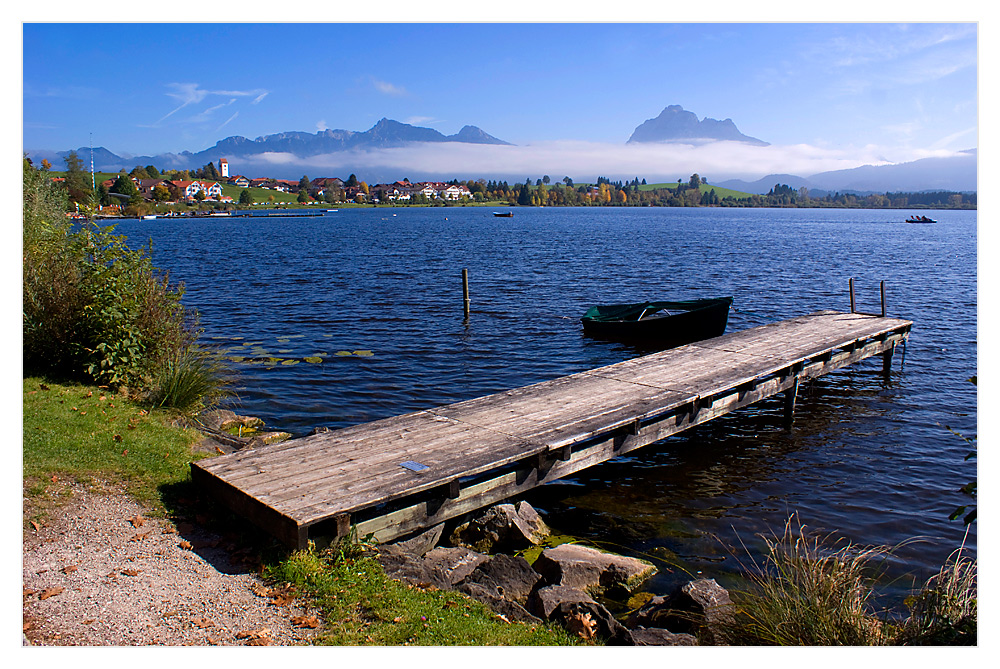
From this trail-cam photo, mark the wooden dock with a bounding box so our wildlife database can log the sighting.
[191,310,911,549]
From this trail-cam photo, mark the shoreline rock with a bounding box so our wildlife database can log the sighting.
[375,501,720,646]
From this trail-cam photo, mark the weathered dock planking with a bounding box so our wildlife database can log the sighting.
[191,310,912,548]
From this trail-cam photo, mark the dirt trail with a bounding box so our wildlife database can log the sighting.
[22,480,320,646]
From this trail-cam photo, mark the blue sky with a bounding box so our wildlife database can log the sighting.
[20,18,980,181]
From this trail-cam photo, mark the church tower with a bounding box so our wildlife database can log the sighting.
[219,158,229,178]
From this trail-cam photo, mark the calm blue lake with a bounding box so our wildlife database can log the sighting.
[121,206,977,608]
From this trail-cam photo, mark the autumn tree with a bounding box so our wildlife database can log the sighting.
[63,150,92,205]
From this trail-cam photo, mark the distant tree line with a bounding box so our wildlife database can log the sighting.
[37,152,976,213]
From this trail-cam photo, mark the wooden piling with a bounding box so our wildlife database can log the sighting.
[462,268,470,320]
[849,278,856,313]
[880,281,887,317]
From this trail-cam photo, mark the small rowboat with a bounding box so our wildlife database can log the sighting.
[581,297,733,346]
[493,211,513,217]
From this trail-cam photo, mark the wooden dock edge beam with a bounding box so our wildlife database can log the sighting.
[299,326,909,548]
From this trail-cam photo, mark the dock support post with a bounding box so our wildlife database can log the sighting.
[462,268,470,321]
[882,344,895,380]
[849,278,856,313]
[783,377,800,430]
[880,281,887,317]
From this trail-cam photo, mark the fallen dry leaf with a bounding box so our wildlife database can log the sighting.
[61,565,78,574]
[191,617,213,629]
[121,569,140,577]
[291,615,321,629]
[236,628,272,641]
[130,531,151,542]
[113,434,123,442]
[251,583,270,597]
[129,515,146,528]
[179,541,193,550]
[565,611,596,640]
[23,588,37,597]
[30,520,41,531]
[39,587,64,600]
[216,446,226,455]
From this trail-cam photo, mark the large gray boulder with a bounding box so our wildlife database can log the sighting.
[459,553,542,604]
[531,544,656,597]
[378,545,487,591]
[630,627,698,646]
[626,578,734,645]
[449,501,551,553]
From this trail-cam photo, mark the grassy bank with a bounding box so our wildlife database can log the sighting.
[23,377,203,512]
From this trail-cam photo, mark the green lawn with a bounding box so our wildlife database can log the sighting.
[22,377,203,510]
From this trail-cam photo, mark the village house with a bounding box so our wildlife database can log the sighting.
[168,180,223,200]
[441,184,473,200]
[227,175,251,189]
[371,181,413,202]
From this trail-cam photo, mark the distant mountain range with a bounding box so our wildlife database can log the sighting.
[627,105,769,146]
[28,117,513,175]
[717,150,978,194]
[26,106,977,193]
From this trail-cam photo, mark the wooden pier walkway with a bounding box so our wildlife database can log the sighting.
[191,310,911,548]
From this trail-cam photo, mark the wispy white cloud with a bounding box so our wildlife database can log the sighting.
[403,116,438,126]
[372,78,407,96]
[237,139,955,182]
[217,112,239,133]
[317,120,329,131]
[151,83,269,127]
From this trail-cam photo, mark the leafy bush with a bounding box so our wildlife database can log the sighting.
[23,157,213,408]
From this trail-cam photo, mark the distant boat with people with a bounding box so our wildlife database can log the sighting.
[906,215,935,223]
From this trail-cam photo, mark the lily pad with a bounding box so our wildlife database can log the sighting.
[228,356,246,363]
[353,350,374,357]
[304,356,324,364]
[281,359,300,366]
[335,351,353,357]
[277,349,293,353]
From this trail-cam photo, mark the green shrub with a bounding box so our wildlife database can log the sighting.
[23,157,200,396]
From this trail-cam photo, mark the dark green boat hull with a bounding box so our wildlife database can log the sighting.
[581,297,733,346]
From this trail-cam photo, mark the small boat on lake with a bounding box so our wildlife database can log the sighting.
[493,211,513,218]
[906,215,935,223]
[581,297,734,347]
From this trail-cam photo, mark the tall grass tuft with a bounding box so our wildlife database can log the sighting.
[898,541,977,645]
[148,346,231,415]
[717,515,898,645]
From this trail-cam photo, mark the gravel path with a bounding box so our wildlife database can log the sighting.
[22,480,321,646]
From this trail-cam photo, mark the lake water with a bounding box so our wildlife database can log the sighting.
[121,206,977,609]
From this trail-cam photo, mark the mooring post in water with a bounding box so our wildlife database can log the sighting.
[462,268,470,320]
[783,377,799,430]
[880,280,887,317]
[849,278,856,313]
